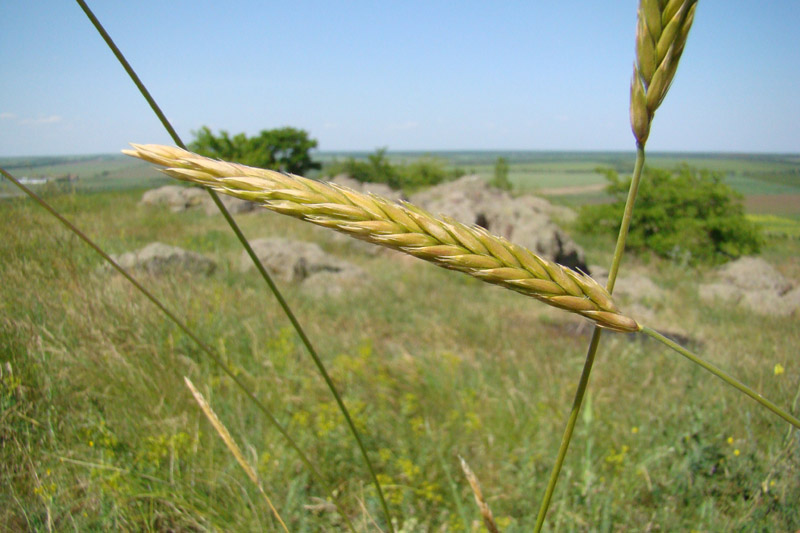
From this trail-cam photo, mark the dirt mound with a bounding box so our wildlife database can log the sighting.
[699,256,798,317]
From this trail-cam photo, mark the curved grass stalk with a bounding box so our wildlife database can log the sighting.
[0,166,355,532]
[74,1,394,528]
[641,326,800,429]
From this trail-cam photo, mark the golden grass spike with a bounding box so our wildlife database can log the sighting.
[458,455,500,533]
[630,0,698,145]
[125,144,640,333]
[183,378,290,533]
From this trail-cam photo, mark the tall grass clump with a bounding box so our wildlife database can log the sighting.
[2,0,799,530]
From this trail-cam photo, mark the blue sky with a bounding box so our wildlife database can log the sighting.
[1,1,799,156]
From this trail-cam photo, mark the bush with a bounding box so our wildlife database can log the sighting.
[327,148,460,191]
[401,156,458,190]
[577,166,761,264]
[490,156,512,191]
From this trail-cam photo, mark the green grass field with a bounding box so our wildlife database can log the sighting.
[1,154,799,531]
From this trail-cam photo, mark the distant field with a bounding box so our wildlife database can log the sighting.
[746,194,800,219]
[3,151,799,218]
[0,154,167,196]
[322,150,800,205]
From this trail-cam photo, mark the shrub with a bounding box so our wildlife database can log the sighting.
[327,148,460,191]
[328,147,398,186]
[490,156,512,191]
[577,165,761,264]
[401,156,458,190]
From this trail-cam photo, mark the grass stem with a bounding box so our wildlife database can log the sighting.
[534,145,647,531]
[641,326,800,430]
[75,1,393,527]
[606,143,646,293]
[534,328,601,531]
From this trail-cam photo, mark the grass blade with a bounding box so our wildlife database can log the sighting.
[641,326,800,429]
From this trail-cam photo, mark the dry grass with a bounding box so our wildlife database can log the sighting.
[184,377,289,532]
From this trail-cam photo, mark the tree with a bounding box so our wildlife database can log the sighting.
[490,156,512,190]
[189,126,321,175]
[577,165,761,264]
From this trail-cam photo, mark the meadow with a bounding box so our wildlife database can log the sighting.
[1,153,799,531]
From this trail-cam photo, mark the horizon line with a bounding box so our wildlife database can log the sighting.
[1,148,799,160]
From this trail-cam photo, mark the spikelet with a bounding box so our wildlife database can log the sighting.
[459,455,500,533]
[184,378,289,532]
[631,0,698,145]
[124,144,640,333]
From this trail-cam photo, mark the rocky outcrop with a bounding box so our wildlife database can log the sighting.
[328,174,406,202]
[202,193,258,215]
[613,273,666,305]
[409,175,586,271]
[141,185,257,215]
[699,257,798,317]
[140,185,206,212]
[240,238,366,293]
[110,242,216,276]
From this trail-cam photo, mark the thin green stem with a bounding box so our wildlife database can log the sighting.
[0,166,355,532]
[74,0,181,146]
[75,1,393,527]
[534,145,647,532]
[641,326,800,430]
[607,143,646,293]
[534,328,602,532]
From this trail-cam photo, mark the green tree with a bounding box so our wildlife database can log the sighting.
[189,126,321,175]
[577,165,761,264]
[490,156,512,190]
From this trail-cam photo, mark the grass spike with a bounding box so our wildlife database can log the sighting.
[124,144,640,333]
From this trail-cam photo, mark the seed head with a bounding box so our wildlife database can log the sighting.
[631,0,698,145]
[124,144,640,333]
